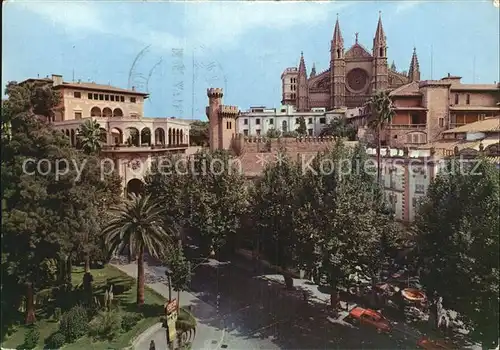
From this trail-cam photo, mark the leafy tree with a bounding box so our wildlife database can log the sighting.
[184,150,247,256]
[250,149,301,289]
[367,90,394,184]
[103,193,176,306]
[1,80,121,325]
[266,128,281,139]
[77,119,103,154]
[296,116,307,136]
[163,245,191,309]
[295,142,396,306]
[319,117,357,140]
[415,158,499,348]
[189,120,209,146]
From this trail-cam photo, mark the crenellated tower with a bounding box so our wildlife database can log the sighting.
[297,52,309,111]
[371,12,388,92]
[330,15,345,108]
[408,47,421,82]
[206,88,239,151]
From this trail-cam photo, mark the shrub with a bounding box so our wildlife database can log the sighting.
[45,331,65,349]
[59,305,89,343]
[88,310,123,341]
[121,313,143,332]
[53,307,62,321]
[23,325,40,350]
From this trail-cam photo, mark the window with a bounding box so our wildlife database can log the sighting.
[269,119,274,125]
[74,112,82,120]
[296,118,299,124]
[120,96,125,102]
[130,97,137,103]
[466,94,470,105]
[439,118,444,127]
[281,109,286,113]
[256,130,261,136]
[93,93,98,100]
[415,184,425,194]
[115,95,119,101]
[105,94,109,101]
[244,119,248,125]
[226,121,232,129]
[454,93,459,104]
[88,93,92,99]
[256,119,261,125]
[98,94,103,100]
[390,172,397,188]
[308,118,313,124]
[290,78,293,84]
[410,114,420,124]
[243,129,249,136]
[319,117,326,124]
[308,129,313,136]
[73,91,81,98]
[282,120,288,132]
[111,95,115,101]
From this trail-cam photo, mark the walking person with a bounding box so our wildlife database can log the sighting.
[149,340,156,350]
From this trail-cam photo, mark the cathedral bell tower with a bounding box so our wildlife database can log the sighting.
[330,15,345,109]
[371,12,388,92]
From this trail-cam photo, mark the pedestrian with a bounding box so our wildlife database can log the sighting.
[149,340,156,350]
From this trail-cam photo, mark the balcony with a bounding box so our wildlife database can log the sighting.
[101,143,189,152]
[388,124,426,129]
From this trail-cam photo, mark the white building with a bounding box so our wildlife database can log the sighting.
[237,105,346,137]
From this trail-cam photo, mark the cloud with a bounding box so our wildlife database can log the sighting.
[183,1,351,47]
[394,1,421,14]
[9,0,349,52]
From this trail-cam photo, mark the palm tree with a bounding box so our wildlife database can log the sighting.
[367,90,395,184]
[103,193,174,306]
[77,119,104,154]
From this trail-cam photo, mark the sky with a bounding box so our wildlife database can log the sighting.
[2,0,499,120]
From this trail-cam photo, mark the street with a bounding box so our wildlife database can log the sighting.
[137,252,422,349]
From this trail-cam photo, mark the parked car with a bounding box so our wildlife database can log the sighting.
[417,337,454,349]
[347,307,392,333]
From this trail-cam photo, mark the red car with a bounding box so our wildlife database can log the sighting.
[417,337,454,349]
[348,307,392,333]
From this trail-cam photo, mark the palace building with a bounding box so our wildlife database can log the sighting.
[20,74,193,196]
[281,13,416,110]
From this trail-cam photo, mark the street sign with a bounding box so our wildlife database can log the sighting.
[164,299,178,344]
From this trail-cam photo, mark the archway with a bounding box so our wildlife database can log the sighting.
[70,129,76,146]
[168,128,172,145]
[141,128,151,146]
[176,129,180,145]
[103,107,112,118]
[180,130,184,144]
[111,127,123,145]
[113,108,123,117]
[155,128,166,145]
[90,106,102,117]
[126,178,144,197]
[127,127,140,146]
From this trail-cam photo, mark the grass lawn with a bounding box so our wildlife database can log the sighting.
[1,265,166,350]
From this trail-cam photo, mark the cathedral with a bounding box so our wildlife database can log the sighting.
[281,13,421,110]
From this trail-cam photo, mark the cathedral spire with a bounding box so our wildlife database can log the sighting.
[310,62,316,78]
[332,15,344,49]
[408,47,421,81]
[298,51,307,74]
[373,11,387,57]
[391,60,397,71]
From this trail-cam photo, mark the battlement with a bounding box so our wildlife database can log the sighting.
[207,88,224,98]
[243,136,339,144]
[220,105,239,116]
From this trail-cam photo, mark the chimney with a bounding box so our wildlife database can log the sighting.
[51,74,63,86]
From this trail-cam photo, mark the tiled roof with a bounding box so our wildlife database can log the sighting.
[419,137,499,153]
[55,82,148,96]
[442,118,500,134]
[389,81,421,97]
